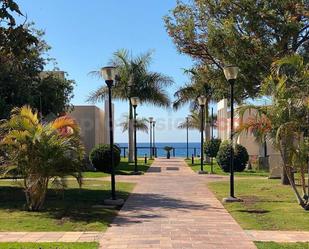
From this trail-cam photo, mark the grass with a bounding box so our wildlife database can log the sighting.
[0,242,98,249]
[255,242,309,249]
[208,178,309,231]
[185,158,269,177]
[0,179,135,231]
[82,158,154,178]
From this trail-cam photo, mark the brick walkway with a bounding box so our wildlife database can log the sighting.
[0,232,103,242]
[245,230,309,243]
[99,158,257,249]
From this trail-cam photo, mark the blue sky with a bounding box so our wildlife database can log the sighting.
[17,0,205,143]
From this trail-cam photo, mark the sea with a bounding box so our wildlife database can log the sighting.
[117,142,202,158]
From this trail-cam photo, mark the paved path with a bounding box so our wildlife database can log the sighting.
[1,230,309,244]
[246,230,309,243]
[99,158,256,249]
[0,232,103,242]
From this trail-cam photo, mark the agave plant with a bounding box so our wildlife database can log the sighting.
[0,106,84,211]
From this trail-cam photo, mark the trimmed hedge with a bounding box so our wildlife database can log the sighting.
[216,141,249,172]
[89,144,121,173]
[204,139,221,158]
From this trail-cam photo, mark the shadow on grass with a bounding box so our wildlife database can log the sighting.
[0,186,131,225]
[238,209,270,214]
[0,184,222,227]
[115,162,150,175]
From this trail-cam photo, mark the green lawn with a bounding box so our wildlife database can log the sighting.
[82,158,154,178]
[208,178,309,230]
[255,242,309,249]
[0,242,98,249]
[185,159,269,177]
[0,179,134,231]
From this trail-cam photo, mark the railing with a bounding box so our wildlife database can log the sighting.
[119,146,202,158]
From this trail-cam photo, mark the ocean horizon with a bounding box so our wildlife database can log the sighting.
[117,142,202,158]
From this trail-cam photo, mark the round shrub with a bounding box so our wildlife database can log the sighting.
[204,139,221,158]
[216,141,249,172]
[234,144,249,172]
[89,144,121,173]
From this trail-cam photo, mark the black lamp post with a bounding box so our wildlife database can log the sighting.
[223,65,241,203]
[149,117,153,159]
[101,66,123,205]
[127,78,134,163]
[198,95,207,174]
[131,97,140,174]
[210,107,214,174]
[186,117,189,159]
[153,120,156,157]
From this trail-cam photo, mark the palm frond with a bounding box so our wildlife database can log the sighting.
[119,114,149,133]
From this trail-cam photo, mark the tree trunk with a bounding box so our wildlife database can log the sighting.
[284,165,307,209]
[24,176,49,211]
[281,167,290,185]
[128,103,134,162]
[205,103,211,163]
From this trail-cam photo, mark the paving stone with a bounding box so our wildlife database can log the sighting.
[99,158,257,249]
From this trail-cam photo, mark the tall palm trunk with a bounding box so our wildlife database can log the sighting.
[205,102,211,162]
[128,102,134,162]
[279,140,307,209]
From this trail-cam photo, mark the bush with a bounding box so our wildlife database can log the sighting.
[89,144,121,173]
[204,139,221,158]
[216,141,249,172]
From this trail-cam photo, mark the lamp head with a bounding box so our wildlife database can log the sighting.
[149,117,154,123]
[223,65,239,81]
[130,97,140,107]
[198,95,207,106]
[101,66,117,85]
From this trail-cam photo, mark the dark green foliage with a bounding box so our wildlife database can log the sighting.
[89,144,121,173]
[33,74,75,117]
[216,141,249,172]
[204,139,221,158]
[165,0,309,100]
[0,1,74,119]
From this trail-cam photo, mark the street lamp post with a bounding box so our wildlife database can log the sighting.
[223,65,241,203]
[149,117,153,159]
[198,95,207,174]
[210,107,214,174]
[127,78,134,163]
[131,97,140,174]
[186,117,189,159]
[153,121,156,157]
[101,66,123,205]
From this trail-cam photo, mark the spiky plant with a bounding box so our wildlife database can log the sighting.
[0,106,84,211]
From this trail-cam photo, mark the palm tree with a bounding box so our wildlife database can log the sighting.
[0,106,84,211]
[236,54,309,210]
[119,114,148,133]
[88,49,173,162]
[178,110,217,132]
[236,105,271,168]
[173,67,219,142]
